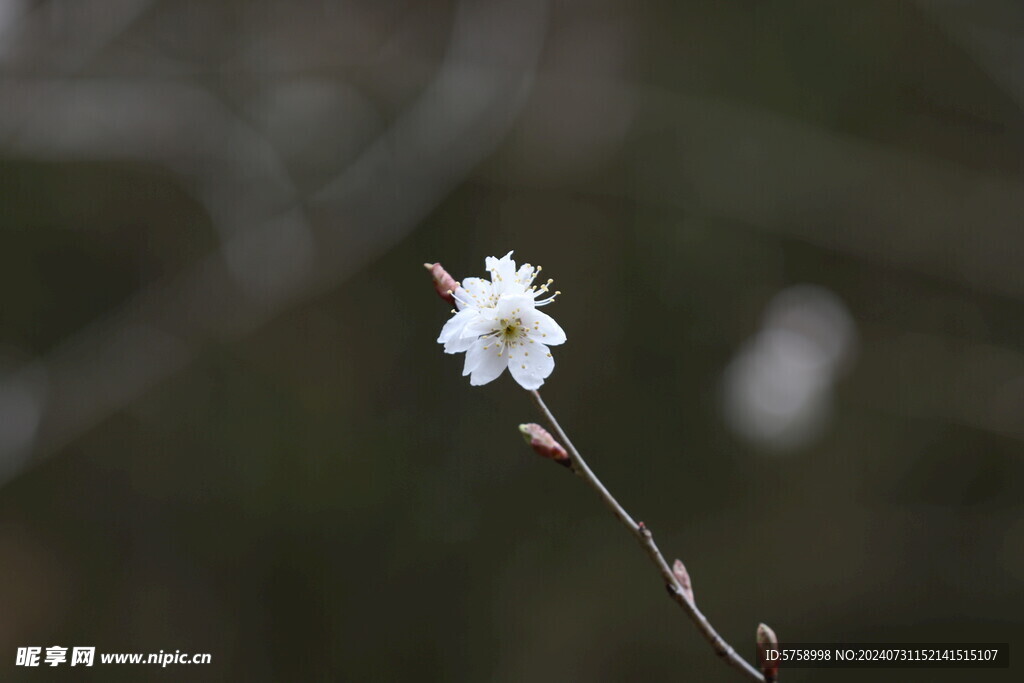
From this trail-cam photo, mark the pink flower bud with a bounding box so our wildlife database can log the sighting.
[424,262,460,306]
[518,423,570,467]
[756,622,779,683]
[672,559,695,604]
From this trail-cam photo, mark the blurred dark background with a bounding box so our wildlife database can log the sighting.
[1,1,1022,681]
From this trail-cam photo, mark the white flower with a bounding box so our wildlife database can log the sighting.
[437,251,558,353]
[437,252,566,390]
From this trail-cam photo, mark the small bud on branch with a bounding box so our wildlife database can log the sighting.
[672,559,695,604]
[518,423,570,467]
[756,622,779,683]
[424,262,460,306]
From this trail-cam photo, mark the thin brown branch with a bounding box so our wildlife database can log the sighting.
[528,389,765,682]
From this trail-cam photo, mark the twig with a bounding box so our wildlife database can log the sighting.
[528,389,765,682]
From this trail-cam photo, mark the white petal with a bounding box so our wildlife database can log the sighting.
[451,288,472,312]
[458,277,495,309]
[462,338,488,376]
[486,251,518,295]
[515,263,536,287]
[438,309,479,353]
[485,251,515,273]
[460,313,499,339]
[464,339,508,385]
[508,342,555,390]
[524,309,566,345]
[493,293,535,320]
[445,331,478,354]
[438,308,475,340]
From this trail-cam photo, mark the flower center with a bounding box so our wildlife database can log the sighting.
[501,319,523,341]
[481,313,532,355]
[490,317,530,356]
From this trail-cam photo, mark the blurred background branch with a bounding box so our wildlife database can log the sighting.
[0,0,549,482]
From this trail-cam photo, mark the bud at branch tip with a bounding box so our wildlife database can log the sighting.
[424,262,459,307]
[756,623,779,683]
